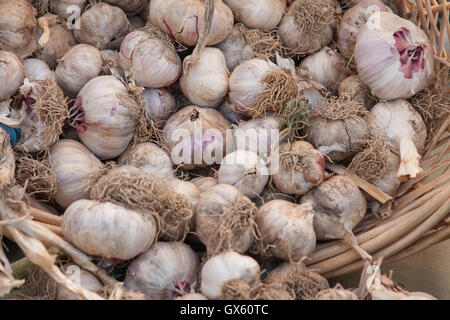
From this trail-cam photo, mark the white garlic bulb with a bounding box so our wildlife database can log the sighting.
[74,75,137,160]
[57,265,103,300]
[301,175,367,240]
[141,88,176,121]
[273,141,326,196]
[337,0,391,58]
[223,0,286,31]
[62,199,157,261]
[233,116,280,161]
[50,139,103,209]
[125,242,199,299]
[119,27,181,88]
[104,0,147,15]
[366,99,427,180]
[200,251,260,300]
[190,176,218,192]
[218,150,269,199]
[257,200,316,261]
[118,142,174,178]
[0,50,24,101]
[180,47,229,108]
[149,0,234,47]
[55,44,102,98]
[162,105,233,170]
[51,0,86,20]
[73,2,130,50]
[298,46,347,91]
[338,75,375,110]
[355,11,434,100]
[196,183,256,255]
[279,0,336,55]
[23,58,55,81]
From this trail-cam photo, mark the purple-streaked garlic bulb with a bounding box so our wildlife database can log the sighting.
[23,58,54,81]
[273,141,325,196]
[125,242,199,300]
[0,50,24,101]
[365,99,427,180]
[256,200,316,261]
[355,11,434,100]
[62,199,157,261]
[141,88,176,121]
[301,175,367,240]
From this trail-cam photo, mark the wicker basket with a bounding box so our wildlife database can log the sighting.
[304,0,450,278]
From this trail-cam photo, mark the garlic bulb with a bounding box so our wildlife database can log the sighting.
[176,293,208,300]
[119,26,181,88]
[62,199,157,261]
[0,0,38,59]
[223,0,286,31]
[141,88,176,121]
[273,141,325,196]
[162,105,233,170]
[200,251,260,300]
[233,116,279,161]
[125,242,199,299]
[51,0,86,20]
[256,200,316,261]
[355,11,434,100]
[196,183,257,255]
[74,75,137,160]
[304,96,368,161]
[298,46,347,91]
[190,176,218,192]
[118,142,174,178]
[180,47,229,108]
[218,98,246,124]
[35,14,77,70]
[23,58,54,81]
[73,3,130,50]
[57,265,103,300]
[49,139,103,209]
[55,44,102,98]
[104,0,148,15]
[279,0,336,55]
[337,0,391,58]
[338,75,375,110]
[301,175,367,240]
[218,150,269,199]
[0,50,24,101]
[315,287,359,300]
[149,0,234,47]
[366,99,427,180]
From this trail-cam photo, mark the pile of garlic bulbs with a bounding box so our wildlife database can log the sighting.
[0,0,442,301]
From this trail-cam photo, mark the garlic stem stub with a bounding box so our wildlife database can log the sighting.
[365,99,427,180]
[124,241,199,299]
[354,11,434,100]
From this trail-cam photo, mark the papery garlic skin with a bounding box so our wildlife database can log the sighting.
[141,88,176,121]
[257,200,316,261]
[298,46,347,91]
[163,105,233,170]
[62,199,157,260]
[75,75,137,160]
[355,11,434,100]
[125,242,199,300]
[200,251,260,300]
[229,59,282,116]
[366,100,427,180]
[223,0,285,31]
[190,176,218,192]
[73,3,130,50]
[57,266,103,300]
[338,75,375,110]
[50,139,103,209]
[51,0,86,20]
[23,58,55,81]
[0,50,24,101]
[119,28,182,88]
[218,150,269,199]
[104,0,147,15]
[149,0,234,47]
[100,49,125,79]
[55,44,102,98]
[180,47,229,108]
[118,142,174,178]
[273,141,325,196]
[301,175,367,240]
